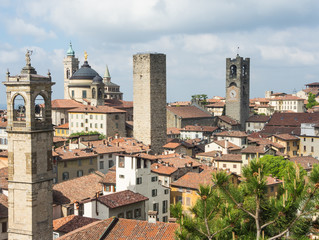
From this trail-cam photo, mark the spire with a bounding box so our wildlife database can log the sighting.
[67,42,75,56]
[103,65,111,82]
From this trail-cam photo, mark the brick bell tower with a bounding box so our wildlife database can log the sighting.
[225,54,250,130]
[3,50,55,240]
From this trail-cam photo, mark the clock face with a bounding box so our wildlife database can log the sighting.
[230,90,237,98]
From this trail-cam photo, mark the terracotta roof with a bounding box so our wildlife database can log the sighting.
[53,215,99,233]
[217,115,240,126]
[151,163,178,176]
[267,112,319,127]
[215,131,248,138]
[171,169,216,190]
[57,217,179,240]
[0,193,8,219]
[100,169,116,184]
[0,167,8,190]
[261,126,300,135]
[53,172,104,205]
[180,125,218,132]
[196,151,221,158]
[68,105,126,114]
[266,176,283,186]
[290,156,319,171]
[51,99,84,109]
[247,137,285,149]
[56,123,69,129]
[0,121,7,128]
[273,133,299,141]
[53,137,68,143]
[246,115,270,123]
[54,147,98,161]
[241,145,268,154]
[167,127,181,135]
[167,106,212,119]
[269,95,303,101]
[104,99,133,109]
[215,154,242,162]
[0,150,8,158]
[163,142,183,149]
[213,140,241,151]
[206,102,225,108]
[97,190,148,209]
[159,155,201,168]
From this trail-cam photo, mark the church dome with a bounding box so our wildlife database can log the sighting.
[70,61,98,80]
[92,74,103,84]
[67,42,75,56]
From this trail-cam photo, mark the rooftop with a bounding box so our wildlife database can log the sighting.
[167,106,212,119]
[68,105,126,114]
[57,217,179,240]
[53,215,99,233]
[151,163,178,176]
[215,154,242,162]
[215,131,248,138]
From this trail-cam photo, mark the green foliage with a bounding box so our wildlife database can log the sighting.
[191,94,208,105]
[69,131,101,138]
[306,92,319,109]
[260,155,296,179]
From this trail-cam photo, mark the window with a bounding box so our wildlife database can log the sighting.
[312,138,314,142]
[100,155,103,159]
[177,196,183,203]
[90,123,92,128]
[270,186,274,192]
[233,164,237,169]
[164,189,169,194]
[109,160,114,168]
[163,216,168,222]
[78,160,82,166]
[223,164,226,168]
[118,212,124,218]
[77,170,83,177]
[89,158,93,165]
[144,159,148,168]
[126,210,133,219]
[82,90,87,98]
[119,175,125,179]
[88,168,95,173]
[100,124,103,128]
[136,177,142,184]
[104,185,110,192]
[304,146,306,151]
[90,115,93,119]
[2,222,7,233]
[109,154,112,158]
[118,157,125,168]
[134,208,141,218]
[95,123,97,128]
[293,151,297,156]
[311,146,314,152]
[287,147,290,151]
[64,162,67,168]
[137,158,141,168]
[62,172,69,181]
[115,115,119,120]
[162,200,168,213]
[116,123,119,129]
[71,90,74,98]
[99,161,104,169]
[153,203,159,212]
[186,197,191,206]
[151,176,158,182]
[304,138,306,141]
[152,189,157,197]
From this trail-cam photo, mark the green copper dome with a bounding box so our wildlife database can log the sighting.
[67,42,75,56]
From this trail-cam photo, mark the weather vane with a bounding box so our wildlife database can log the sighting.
[25,49,33,66]
[84,51,88,61]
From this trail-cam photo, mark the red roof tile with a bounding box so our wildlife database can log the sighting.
[273,133,299,141]
[151,163,178,176]
[51,99,84,109]
[58,217,179,240]
[97,190,148,208]
[215,154,242,162]
[246,115,270,123]
[53,215,99,233]
[69,105,126,114]
[217,115,240,126]
[180,125,218,132]
[290,156,319,170]
[56,123,69,129]
[215,131,248,138]
[167,106,212,119]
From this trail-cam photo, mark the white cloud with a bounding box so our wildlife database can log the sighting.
[6,18,56,41]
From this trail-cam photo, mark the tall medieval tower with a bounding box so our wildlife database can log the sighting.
[225,54,250,130]
[3,51,54,240]
[63,43,79,99]
[133,53,167,154]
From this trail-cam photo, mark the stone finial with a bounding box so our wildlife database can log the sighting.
[48,69,51,79]
[26,49,33,66]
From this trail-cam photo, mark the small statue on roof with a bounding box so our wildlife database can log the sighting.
[25,49,33,66]
[84,51,88,61]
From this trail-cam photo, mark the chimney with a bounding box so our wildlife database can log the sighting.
[224,140,229,154]
[148,211,157,223]
[168,218,177,223]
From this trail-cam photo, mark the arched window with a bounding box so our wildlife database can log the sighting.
[62,172,69,181]
[92,88,96,99]
[66,69,70,79]
[13,94,26,122]
[98,88,102,99]
[229,82,237,87]
[34,94,45,121]
[230,65,237,78]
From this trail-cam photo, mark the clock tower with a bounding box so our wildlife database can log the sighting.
[225,54,250,130]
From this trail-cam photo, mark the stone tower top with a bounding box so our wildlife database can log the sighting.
[67,42,75,56]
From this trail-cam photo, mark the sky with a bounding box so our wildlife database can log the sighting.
[1,0,319,106]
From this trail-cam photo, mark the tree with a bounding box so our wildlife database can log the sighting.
[260,155,296,179]
[171,185,237,239]
[212,159,319,240]
[191,94,208,105]
[306,92,319,109]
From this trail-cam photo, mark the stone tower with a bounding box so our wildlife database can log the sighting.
[63,42,79,99]
[3,51,54,240]
[133,53,167,154]
[225,54,250,130]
